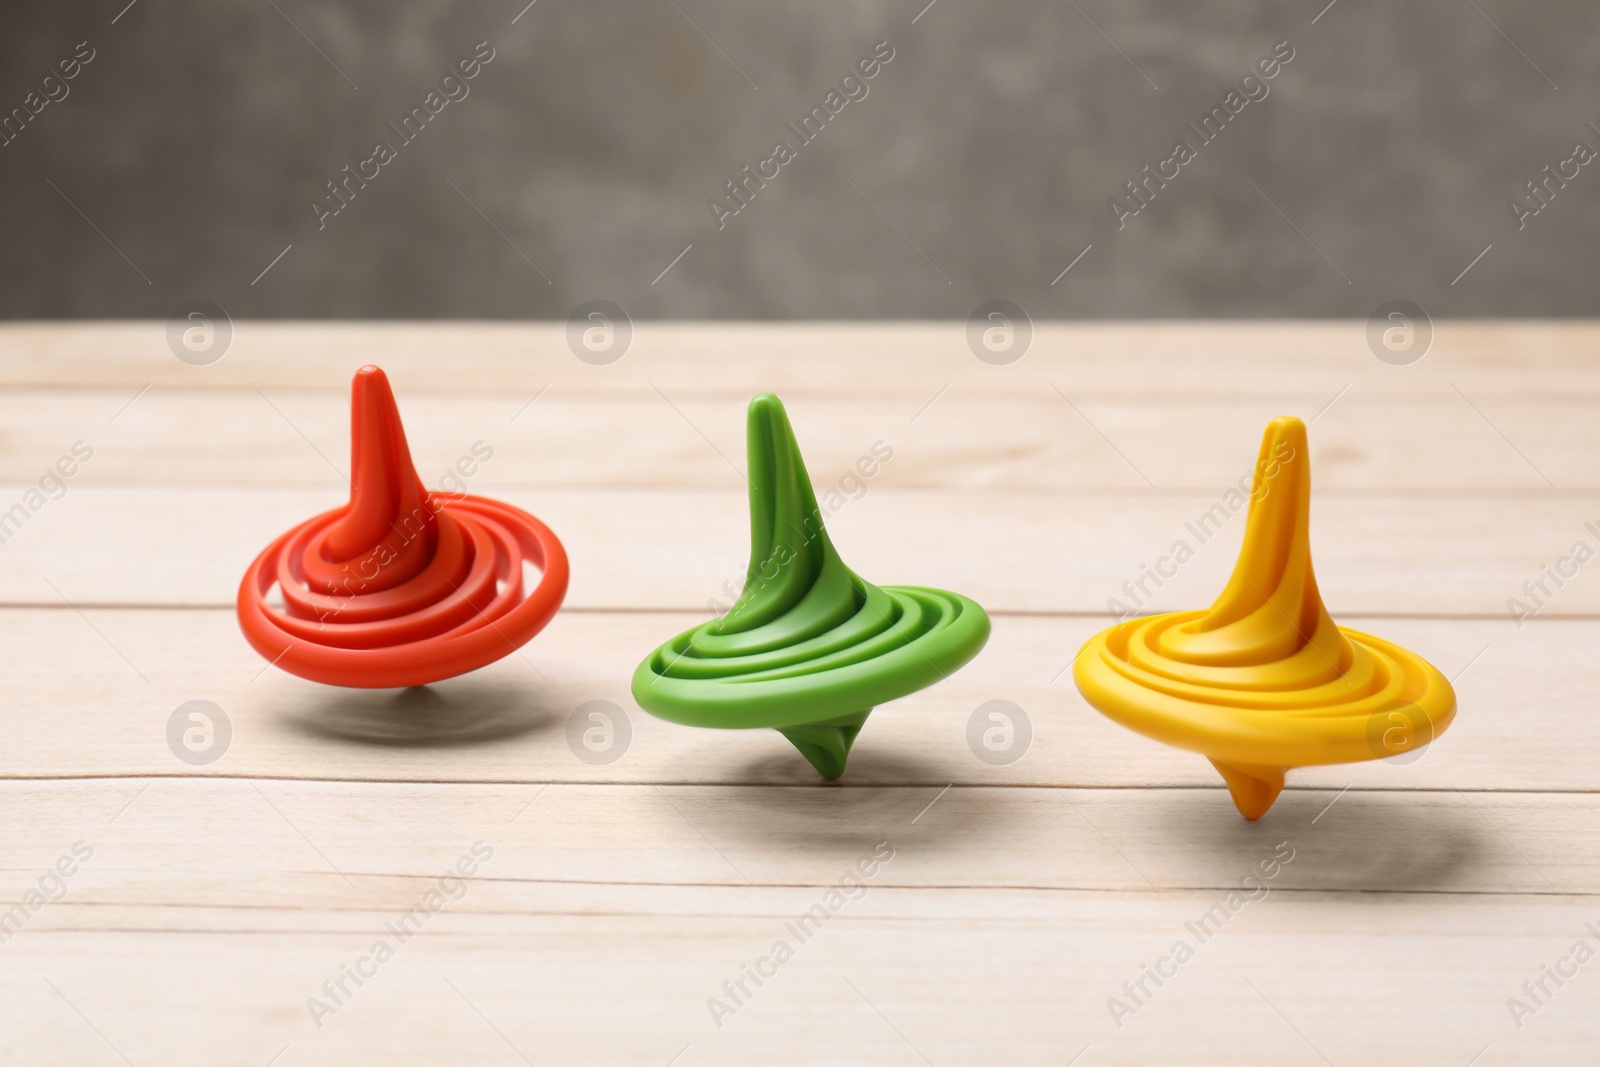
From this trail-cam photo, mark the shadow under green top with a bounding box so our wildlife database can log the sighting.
[631,393,990,779]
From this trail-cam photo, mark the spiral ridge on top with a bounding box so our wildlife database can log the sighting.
[1074,416,1455,819]
[237,366,567,688]
[632,393,989,779]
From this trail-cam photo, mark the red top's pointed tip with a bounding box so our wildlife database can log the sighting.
[347,364,404,474]
[351,364,394,407]
[349,366,399,436]
[325,364,431,560]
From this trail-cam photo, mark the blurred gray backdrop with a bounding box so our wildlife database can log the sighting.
[1,0,1596,318]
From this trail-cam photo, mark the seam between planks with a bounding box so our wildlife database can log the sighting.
[0,603,1588,623]
[1,775,1594,796]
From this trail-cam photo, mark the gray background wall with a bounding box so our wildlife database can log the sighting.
[0,0,1596,319]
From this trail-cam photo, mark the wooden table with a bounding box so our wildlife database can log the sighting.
[1,322,1595,1065]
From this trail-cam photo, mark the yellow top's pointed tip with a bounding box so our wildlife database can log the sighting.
[1263,414,1307,446]
[1188,410,1326,646]
[1243,414,1311,515]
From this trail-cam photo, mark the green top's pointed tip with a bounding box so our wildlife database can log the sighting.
[744,393,792,464]
[744,391,818,512]
[718,390,843,635]
[747,391,786,419]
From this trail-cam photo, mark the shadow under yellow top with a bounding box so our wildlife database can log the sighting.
[1073,416,1456,819]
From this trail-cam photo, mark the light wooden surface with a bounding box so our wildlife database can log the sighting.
[2,322,1597,1066]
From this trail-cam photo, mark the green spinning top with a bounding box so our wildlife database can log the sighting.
[631,393,991,779]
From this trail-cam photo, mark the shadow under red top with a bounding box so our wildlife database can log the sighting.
[237,365,567,688]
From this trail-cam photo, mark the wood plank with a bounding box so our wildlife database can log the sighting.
[0,322,1596,1066]
[3,485,1595,618]
[5,892,1586,1067]
[4,781,1597,903]
[4,321,1600,398]
[0,384,1584,490]
[0,781,1593,1064]
[0,609,1581,792]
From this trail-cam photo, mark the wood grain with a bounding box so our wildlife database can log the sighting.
[3,320,1598,394]
[0,323,1594,1065]
[5,890,1588,1067]
[0,383,1582,491]
[0,607,1579,792]
[3,486,1597,618]
[5,780,1594,899]
[1,780,1592,1065]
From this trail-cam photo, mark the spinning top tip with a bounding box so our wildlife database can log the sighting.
[777,711,872,781]
[1208,760,1286,821]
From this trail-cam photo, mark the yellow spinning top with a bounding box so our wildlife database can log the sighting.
[1073,416,1456,819]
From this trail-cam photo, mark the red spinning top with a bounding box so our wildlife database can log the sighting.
[237,366,568,688]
